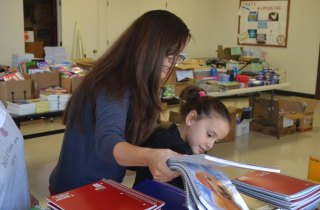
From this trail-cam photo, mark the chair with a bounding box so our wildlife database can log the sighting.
[307,156,320,184]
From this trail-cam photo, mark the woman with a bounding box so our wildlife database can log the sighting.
[49,10,191,194]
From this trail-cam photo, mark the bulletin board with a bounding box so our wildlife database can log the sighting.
[237,0,290,47]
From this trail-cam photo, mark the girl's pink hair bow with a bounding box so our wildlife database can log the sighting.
[198,90,206,97]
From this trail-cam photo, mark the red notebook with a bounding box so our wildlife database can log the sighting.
[47,179,165,210]
[233,171,320,200]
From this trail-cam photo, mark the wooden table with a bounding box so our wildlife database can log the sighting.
[207,82,290,97]
[11,110,65,139]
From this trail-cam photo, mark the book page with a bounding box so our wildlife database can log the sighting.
[170,162,249,210]
[168,154,280,173]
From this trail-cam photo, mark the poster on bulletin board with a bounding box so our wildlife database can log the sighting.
[237,0,290,47]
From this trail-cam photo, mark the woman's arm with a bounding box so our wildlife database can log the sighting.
[114,141,180,182]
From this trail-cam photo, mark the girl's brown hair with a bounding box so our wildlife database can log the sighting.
[63,10,191,145]
[179,85,231,125]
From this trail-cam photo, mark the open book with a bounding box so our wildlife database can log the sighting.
[167,154,280,210]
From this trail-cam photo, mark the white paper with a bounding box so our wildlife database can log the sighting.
[0,103,7,127]
[283,117,294,128]
[176,70,193,82]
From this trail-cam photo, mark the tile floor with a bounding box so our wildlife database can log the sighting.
[21,97,320,208]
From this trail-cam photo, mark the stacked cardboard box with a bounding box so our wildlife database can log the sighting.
[0,80,33,106]
[23,71,60,98]
[221,106,243,142]
[60,76,84,93]
[163,64,196,96]
[0,71,63,107]
[249,96,318,137]
[289,96,318,132]
[249,96,300,137]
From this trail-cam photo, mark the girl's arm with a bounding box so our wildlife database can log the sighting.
[113,141,180,182]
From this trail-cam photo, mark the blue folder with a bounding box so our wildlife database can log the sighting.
[133,179,188,210]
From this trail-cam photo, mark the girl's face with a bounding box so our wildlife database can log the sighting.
[185,112,230,154]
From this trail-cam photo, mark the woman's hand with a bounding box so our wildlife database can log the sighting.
[114,142,181,182]
[146,148,180,182]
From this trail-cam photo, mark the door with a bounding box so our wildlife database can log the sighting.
[61,0,99,59]
[23,0,58,47]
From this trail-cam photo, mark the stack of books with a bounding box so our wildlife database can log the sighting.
[26,99,49,113]
[44,47,67,65]
[11,53,34,72]
[7,100,36,115]
[232,170,320,209]
[47,179,165,210]
[167,154,280,210]
[40,93,71,111]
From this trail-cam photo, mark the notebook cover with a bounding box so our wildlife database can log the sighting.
[133,179,187,210]
[46,179,158,210]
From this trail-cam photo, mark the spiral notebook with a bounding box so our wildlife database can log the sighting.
[167,154,280,210]
[47,179,165,210]
[232,171,320,209]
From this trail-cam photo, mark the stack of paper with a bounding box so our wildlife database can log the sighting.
[47,179,165,210]
[40,93,71,111]
[58,94,71,110]
[26,99,49,113]
[44,47,67,64]
[7,100,36,115]
[11,53,34,72]
[232,171,320,209]
[40,93,58,111]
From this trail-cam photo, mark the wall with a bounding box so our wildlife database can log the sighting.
[0,0,25,65]
[0,0,319,95]
[61,0,99,59]
[211,0,320,95]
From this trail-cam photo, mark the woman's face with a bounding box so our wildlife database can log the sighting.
[161,55,176,79]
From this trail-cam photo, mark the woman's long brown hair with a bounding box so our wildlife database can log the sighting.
[63,10,191,145]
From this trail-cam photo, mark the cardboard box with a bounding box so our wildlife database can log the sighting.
[296,113,314,132]
[250,117,297,137]
[29,71,60,97]
[160,102,168,111]
[249,96,304,137]
[60,77,84,93]
[25,41,44,58]
[73,58,95,71]
[174,82,194,96]
[235,119,251,137]
[168,111,183,124]
[163,65,195,97]
[0,80,32,106]
[289,96,318,132]
[221,106,243,142]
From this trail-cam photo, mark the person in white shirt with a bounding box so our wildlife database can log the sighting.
[0,102,38,209]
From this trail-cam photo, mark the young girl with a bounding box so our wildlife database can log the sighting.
[133,85,232,189]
